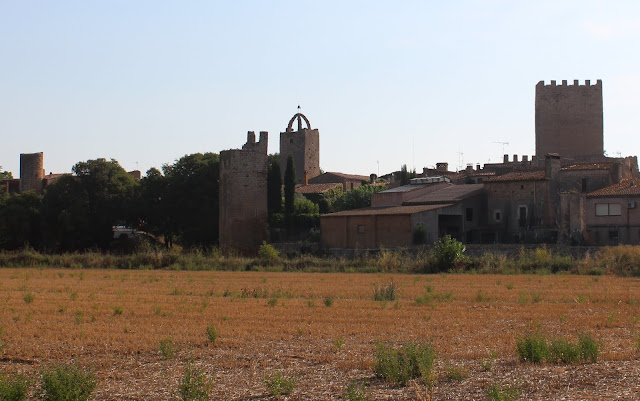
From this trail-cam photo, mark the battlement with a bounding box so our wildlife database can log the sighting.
[536,79,602,88]
[242,131,268,153]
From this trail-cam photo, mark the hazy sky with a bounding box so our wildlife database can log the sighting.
[2,1,640,177]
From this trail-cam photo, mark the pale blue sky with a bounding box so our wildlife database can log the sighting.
[2,1,639,177]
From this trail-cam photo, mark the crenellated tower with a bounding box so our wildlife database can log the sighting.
[279,111,320,184]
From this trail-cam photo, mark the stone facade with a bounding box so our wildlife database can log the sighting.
[280,113,320,184]
[535,80,603,160]
[219,131,269,253]
[19,152,45,194]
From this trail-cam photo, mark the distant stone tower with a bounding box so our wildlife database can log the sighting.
[20,152,44,194]
[535,80,603,161]
[280,111,320,184]
[219,131,269,253]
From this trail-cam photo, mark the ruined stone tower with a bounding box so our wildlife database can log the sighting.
[280,112,320,184]
[219,131,269,253]
[535,80,603,161]
[19,152,44,194]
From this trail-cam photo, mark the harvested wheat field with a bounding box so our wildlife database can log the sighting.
[0,268,639,400]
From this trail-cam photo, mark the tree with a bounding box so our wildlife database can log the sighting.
[41,174,90,250]
[284,155,296,215]
[0,166,12,180]
[0,191,42,249]
[267,154,282,214]
[331,184,386,212]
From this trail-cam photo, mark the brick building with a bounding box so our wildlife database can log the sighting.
[219,131,269,253]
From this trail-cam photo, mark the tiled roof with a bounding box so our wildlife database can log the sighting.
[322,204,453,217]
[403,184,485,205]
[484,170,546,182]
[587,178,640,197]
[295,183,342,194]
[562,163,612,171]
[325,172,370,181]
[379,182,452,193]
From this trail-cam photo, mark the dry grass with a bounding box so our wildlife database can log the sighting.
[0,269,639,399]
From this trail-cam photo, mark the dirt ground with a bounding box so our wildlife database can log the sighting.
[0,269,639,400]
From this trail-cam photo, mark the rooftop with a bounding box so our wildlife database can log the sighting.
[587,178,640,197]
[295,183,342,194]
[322,204,453,217]
[404,184,485,205]
[379,182,453,193]
[484,170,546,183]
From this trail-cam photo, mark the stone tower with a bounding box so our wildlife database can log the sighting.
[219,131,269,253]
[20,152,44,194]
[280,112,320,184]
[535,79,603,161]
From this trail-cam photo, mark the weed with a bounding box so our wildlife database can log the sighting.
[530,292,543,303]
[39,363,96,401]
[548,338,580,363]
[344,380,368,401]
[206,324,218,346]
[267,297,278,307]
[517,291,529,305]
[374,341,436,386]
[516,333,548,363]
[486,382,521,401]
[113,306,124,315]
[74,310,84,325]
[323,296,334,307]
[178,364,212,401]
[578,333,599,362]
[444,363,469,381]
[373,281,397,301]
[264,372,295,397]
[307,300,315,308]
[159,337,175,359]
[505,283,514,290]
[0,372,30,401]
[333,336,345,350]
[22,292,34,304]
[479,350,497,371]
[475,290,489,302]
[517,332,599,364]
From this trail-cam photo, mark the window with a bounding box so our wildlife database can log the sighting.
[581,178,587,193]
[518,206,527,227]
[520,184,524,190]
[595,203,622,216]
[466,208,473,222]
[289,138,294,143]
[494,210,502,222]
[357,225,365,233]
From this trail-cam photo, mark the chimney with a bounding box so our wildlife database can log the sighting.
[503,154,509,163]
[522,155,528,162]
[545,153,561,180]
[476,164,481,171]
[513,154,518,162]
[370,174,377,183]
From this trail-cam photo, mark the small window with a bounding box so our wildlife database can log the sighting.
[494,210,502,222]
[289,138,294,143]
[520,184,524,190]
[581,178,587,193]
[610,204,622,216]
[357,225,365,233]
[596,203,622,216]
[466,208,473,222]
[518,206,527,227]
[609,230,619,243]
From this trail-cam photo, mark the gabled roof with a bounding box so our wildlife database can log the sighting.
[587,178,640,197]
[403,184,485,205]
[484,170,546,183]
[322,204,453,217]
[295,183,342,194]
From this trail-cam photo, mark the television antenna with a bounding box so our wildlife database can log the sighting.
[493,141,509,155]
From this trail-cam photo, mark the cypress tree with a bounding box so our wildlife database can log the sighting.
[267,156,282,214]
[284,155,296,215]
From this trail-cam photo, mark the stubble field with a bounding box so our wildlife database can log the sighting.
[0,268,639,400]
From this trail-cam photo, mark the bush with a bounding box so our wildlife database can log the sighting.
[0,373,30,401]
[344,380,368,401]
[433,235,465,271]
[258,242,280,266]
[444,364,469,381]
[578,333,600,362]
[206,324,218,346]
[549,338,580,363]
[178,364,212,401]
[516,333,549,363]
[374,342,436,386]
[486,382,521,401]
[39,363,96,401]
[373,281,397,301]
[264,372,295,397]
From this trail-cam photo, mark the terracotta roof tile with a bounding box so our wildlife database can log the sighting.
[295,183,342,194]
[587,178,640,197]
[484,170,545,182]
[404,184,485,205]
[322,204,453,217]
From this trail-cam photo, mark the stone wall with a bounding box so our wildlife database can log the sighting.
[219,131,269,253]
[19,152,44,194]
[535,79,603,159]
[279,113,320,184]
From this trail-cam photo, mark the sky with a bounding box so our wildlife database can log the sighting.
[2,1,640,178]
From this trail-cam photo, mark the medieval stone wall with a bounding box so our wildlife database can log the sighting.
[219,131,268,253]
[279,113,320,184]
[19,152,44,194]
[535,80,603,159]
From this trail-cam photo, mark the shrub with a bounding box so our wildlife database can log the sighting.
[578,333,599,362]
[178,364,212,401]
[344,380,368,401]
[433,235,465,271]
[22,292,35,304]
[39,363,96,401]
[206,324,218,346]
[264,372,295,397]
[373,281,397,301]
[374,342,436,386]
[159,337,175,360]
[549,338,580,363]
[113,306,123,315]
[444,364,469,381]
[516,333,548,363]
[323,296,334,307]
[258,242,280,266]
[486,382,521,401]
[0,373,30,401]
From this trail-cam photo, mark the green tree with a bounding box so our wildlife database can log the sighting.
[139,167,174,247]
[0,166,12,180]
[160,153,220,249]
[331,184,386,212]
[0,191,42,249]
[284,155,296,215]
[267,154,282,214]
